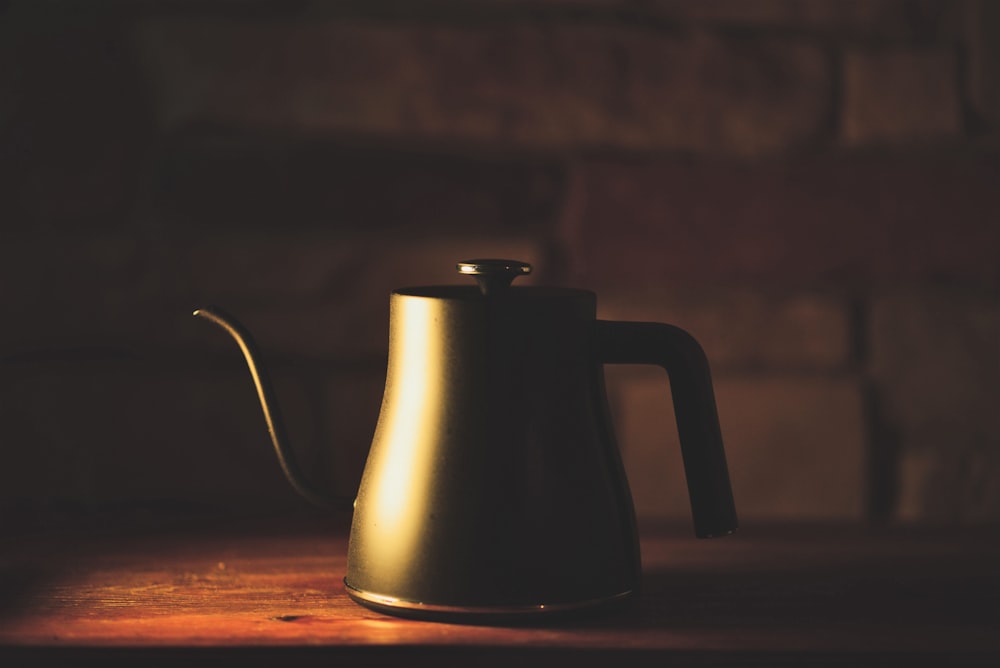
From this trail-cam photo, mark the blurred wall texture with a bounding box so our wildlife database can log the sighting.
[2,0,998,526]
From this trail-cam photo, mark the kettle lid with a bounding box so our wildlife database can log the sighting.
[456,259,532,296]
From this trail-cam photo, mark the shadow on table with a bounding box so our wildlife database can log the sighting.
[595,557,1000,630]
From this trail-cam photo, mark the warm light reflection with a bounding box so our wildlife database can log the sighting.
[354,296,444,579]
[372,302,435,528]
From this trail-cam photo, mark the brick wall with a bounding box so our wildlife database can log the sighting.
[2,0,998,526]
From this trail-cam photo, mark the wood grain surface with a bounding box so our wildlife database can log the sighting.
[1,512,998,666]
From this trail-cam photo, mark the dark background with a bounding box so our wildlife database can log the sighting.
[2,0,998,527]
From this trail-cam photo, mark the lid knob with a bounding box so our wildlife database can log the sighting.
[457,259,532,296]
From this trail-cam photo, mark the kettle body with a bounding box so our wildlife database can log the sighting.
[346,286,639,616]
[195,260,736,622]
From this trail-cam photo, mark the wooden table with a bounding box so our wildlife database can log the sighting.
[1,510,998,666]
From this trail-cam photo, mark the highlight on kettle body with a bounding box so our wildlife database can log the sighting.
[195,259,737,622]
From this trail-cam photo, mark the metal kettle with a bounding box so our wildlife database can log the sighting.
[195,259,737,622]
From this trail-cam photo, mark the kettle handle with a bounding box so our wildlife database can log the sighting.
[596,320,738,538]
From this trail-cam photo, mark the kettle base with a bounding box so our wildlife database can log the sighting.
[345,582,634,624]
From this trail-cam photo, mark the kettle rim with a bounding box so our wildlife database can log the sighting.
[345,581,635,620]
[394,285,595,300]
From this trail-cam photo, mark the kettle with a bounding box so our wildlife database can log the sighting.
[195,259,736,622]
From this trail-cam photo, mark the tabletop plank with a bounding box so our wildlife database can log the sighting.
[1,514,998,666]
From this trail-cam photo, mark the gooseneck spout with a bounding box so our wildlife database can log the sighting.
[193,306,353,511]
